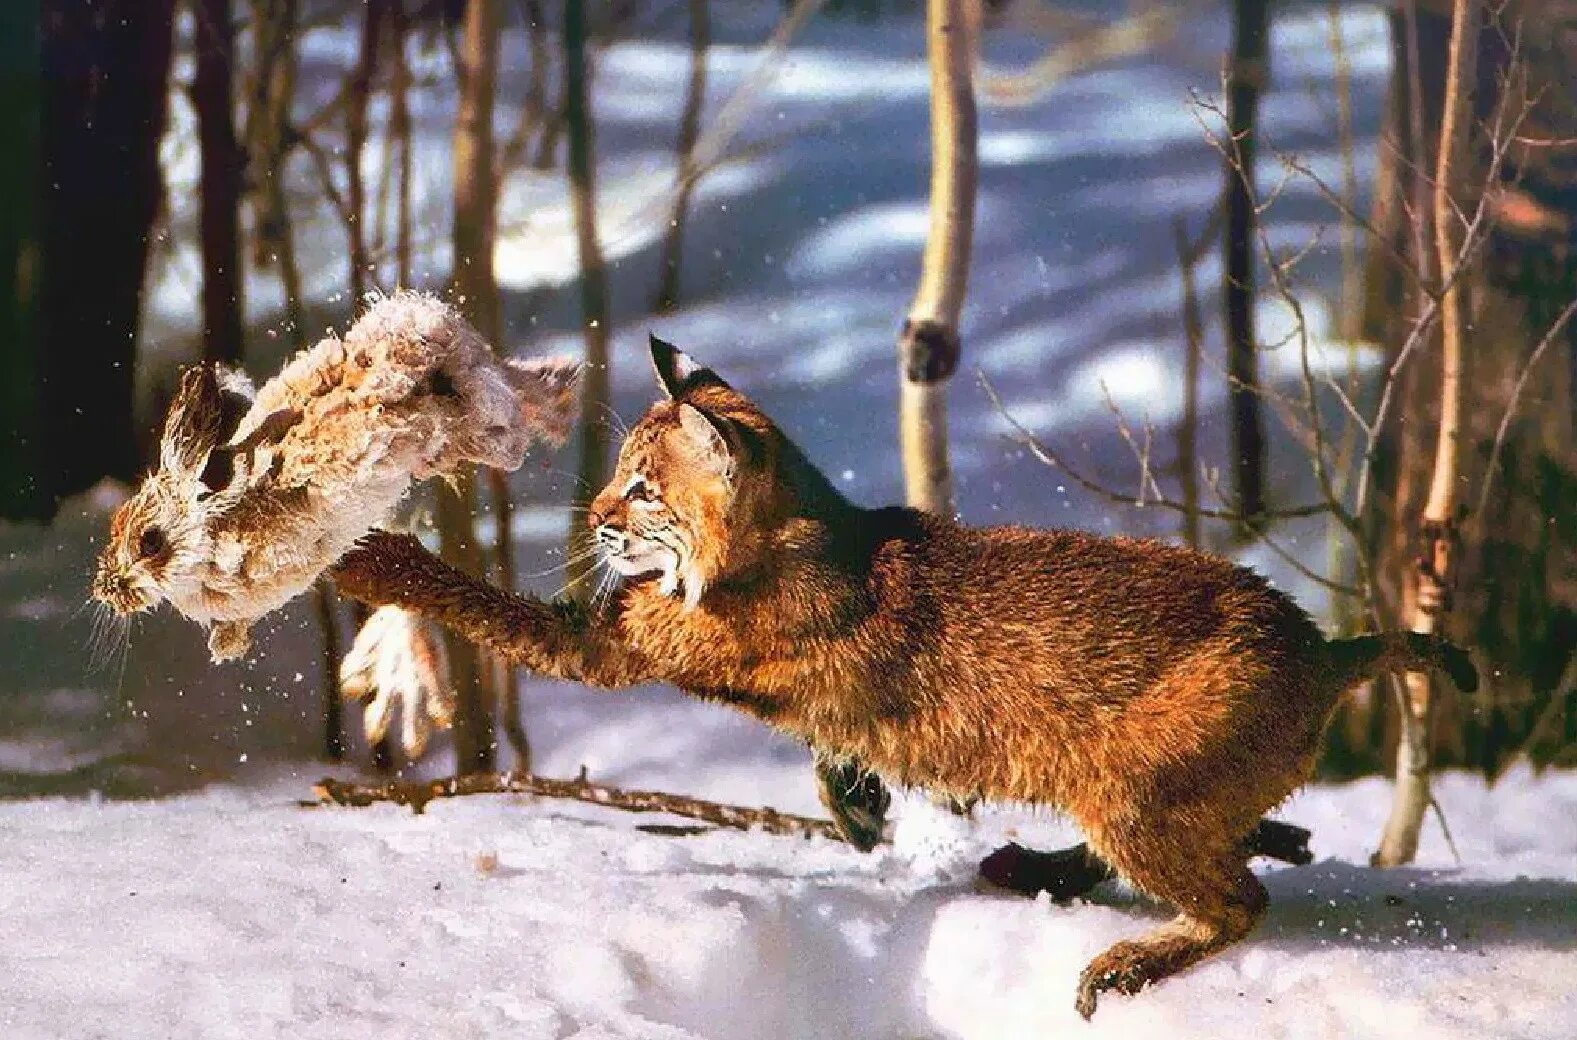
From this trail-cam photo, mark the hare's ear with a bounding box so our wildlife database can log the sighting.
[159,365,253,487]
[650,334,730,399]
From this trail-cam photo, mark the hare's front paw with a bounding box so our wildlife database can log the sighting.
[207,621,252,662]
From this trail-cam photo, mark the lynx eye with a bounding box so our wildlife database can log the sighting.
[622,476,658,503]
[137,526,168,560]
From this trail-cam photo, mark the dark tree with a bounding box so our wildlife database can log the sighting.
[194,0,245,364]
[1223,0,1270,532]
[34,0,177,514]
[0,2,45,521]
[441,0,504,774]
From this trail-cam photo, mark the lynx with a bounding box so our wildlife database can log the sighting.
[332,336,1476,1016]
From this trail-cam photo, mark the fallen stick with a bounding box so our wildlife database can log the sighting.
[310,772,1316,895]
[311,768,844,841]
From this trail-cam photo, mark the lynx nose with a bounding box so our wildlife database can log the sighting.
[595,526,627,554]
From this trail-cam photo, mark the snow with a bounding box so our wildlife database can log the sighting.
[2,769,1574,1039]
[4,1,1576,1037]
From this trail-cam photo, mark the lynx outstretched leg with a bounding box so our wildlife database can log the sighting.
[331,531,656,689]
[1074,838,1267,1018]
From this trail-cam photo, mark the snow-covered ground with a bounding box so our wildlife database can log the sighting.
[3,769,1575,1039]
[4,2,1575,1037]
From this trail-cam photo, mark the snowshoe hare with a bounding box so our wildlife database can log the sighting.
[93,291,579,664]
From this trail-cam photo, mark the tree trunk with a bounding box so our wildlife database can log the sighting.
[443,0,505,775]
[37,0,177,510]
[243,0,297,278]
[1356,0,1577,803]
[899,0,977,519]
[564,0,613,598]
[346,0,385,304]
[390,0,413,286]
[193,0,244,365]
[314,582,346,761]
[877,0,978,825]
[0,1,46,522]
[652,0,710,314]
[1223,0,1270,532]
[1173,219,1204,549]
[1374,0,1480,867]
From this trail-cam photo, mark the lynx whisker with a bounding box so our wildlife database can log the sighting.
[590,561,621,616]
[548,558,609,602]
[591,401,630,438]
[520,545,603,581]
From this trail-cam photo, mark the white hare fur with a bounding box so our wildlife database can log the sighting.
[93,290,579,663]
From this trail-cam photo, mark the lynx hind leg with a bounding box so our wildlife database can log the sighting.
[1074,835,1267,1019]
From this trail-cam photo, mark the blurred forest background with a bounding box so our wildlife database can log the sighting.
[0,0,1572,821]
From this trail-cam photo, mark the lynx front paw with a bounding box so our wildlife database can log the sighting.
[331,531,433,605]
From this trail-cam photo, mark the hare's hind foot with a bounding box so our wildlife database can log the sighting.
[207,620,252,662]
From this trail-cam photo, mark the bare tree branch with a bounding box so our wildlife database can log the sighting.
[979,372,1333,523]
[1473,294,1577,520]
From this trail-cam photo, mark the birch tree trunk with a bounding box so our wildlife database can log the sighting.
[1373,0,1480,867]
[871,0,978,826]
[442,0,503,774]
[193,0,244,365]
[899,0,977,519]
[564,0,613,597]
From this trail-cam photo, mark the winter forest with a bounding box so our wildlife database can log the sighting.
[1,0,1575,1036]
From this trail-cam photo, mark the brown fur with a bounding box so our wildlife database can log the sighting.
[332,337,1477,1017]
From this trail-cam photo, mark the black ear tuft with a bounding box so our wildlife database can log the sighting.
[649,333,729,399]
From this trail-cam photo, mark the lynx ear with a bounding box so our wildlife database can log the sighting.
[650,333,729,399]
[676,403,739,481]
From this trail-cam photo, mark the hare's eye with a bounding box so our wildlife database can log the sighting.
[138,526,168,560]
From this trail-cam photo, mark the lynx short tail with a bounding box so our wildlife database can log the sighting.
[1324,632,1479,694]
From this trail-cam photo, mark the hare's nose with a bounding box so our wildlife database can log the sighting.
[595,525,626,554]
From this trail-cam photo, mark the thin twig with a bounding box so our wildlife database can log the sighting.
[979,372,1332,522]
[1473,294,1577,520]
[1200,468,1363,598]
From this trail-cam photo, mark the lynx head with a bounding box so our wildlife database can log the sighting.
[93,365,253,615]
[587,335,839,610]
